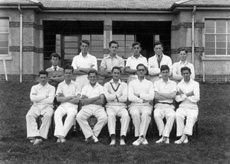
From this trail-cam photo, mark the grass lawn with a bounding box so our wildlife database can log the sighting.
[0,81,230,164]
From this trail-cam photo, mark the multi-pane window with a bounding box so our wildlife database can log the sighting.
[0,18,9,55]
[205,20,230,55]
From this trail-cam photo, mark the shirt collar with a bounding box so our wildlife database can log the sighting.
[80,52,90,58]
[38,83,48,88]
[159,78,171,84]
[179,60,189,65]
[106,54,118,59]
[51,65,60,71]
[90,82,100,88]
[181,78,193,84]
[131,54,143,59]
[110,79,121,84]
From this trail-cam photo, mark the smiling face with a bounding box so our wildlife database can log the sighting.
[182,69,191,82]
[154,44,163,56]
[50,56,59,67]
[109,43,118,55]
[80,42,89,54]
[179,50,188,62]
[64,69,73,81]
[132,44,142,56]
[161,69,169,81]
[39,74,48,86]
[136,65,146,78]
[112,68,121,81]
[88,72,97,85]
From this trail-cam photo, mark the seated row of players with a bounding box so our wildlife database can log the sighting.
[26,63,200,146]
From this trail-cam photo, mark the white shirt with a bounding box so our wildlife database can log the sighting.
[128,78,154,105]
[56,80,80,105]
[100,54,124,71]
[104,79,127,106]
[81,83,104,99]
[154,79,177,103]
[172,61,195,81]
[148,54,172,76]
[30,83,55,105]
[126,54,148,70]
[71,52,98,71]
[176,79,200,108]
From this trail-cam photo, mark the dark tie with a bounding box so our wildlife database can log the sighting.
[54,67,57,71]
[157,55,162,68]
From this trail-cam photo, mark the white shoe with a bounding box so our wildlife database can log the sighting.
[165,138,170,144]
[174,139,183,144]
[132,137,144,146]
[183,138,189,144]
[110,139,116,146]
[33,138,42,145]
[57,138,61,143]
[120,139,126,146]
[30,139,36,143]
[92,135,98,143]
[142,139,148,145]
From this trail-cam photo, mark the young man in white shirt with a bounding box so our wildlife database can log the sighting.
[154,65,177,144]
[172,49,195,82]
[104,66,130,146]
[175,66,200,144]
[125,42,148,83]
[54,64,81,143]
[128,64,154,146]
[46,52,64,88]
[26,70,55,145]
[76,70,107,143]
[148,41,172,84]
[100,40,124,84]
[71,40,98,91]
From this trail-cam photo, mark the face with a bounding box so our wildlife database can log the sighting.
[179,51,188,62]
[88,72,97,85]
[80,42,89,54]
[64,69,73,81]
[39,74,48,86]
[182,70,191,82]
[109,43,118,55]
[50,56,59,67]
[154,44,163,56]
[136,65,146,78]
[112,69,121,81]
[132,44,142,56]
[161,69,169,81]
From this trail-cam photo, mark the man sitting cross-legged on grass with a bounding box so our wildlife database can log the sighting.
[128,63,154,146]
[154,65,177,144]
[76,69,108,143]
[26,70,55,145]
[104,66,130,146]
[54,64,81,143]
[174,66,200,144]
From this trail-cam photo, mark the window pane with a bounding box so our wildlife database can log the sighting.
[216,21,226,34]
[228,49,230,55]
[0,41,8,47]
[227,35,230,41]
[0,34,8,41]
[0,27,8,33]
[205,48,215,55]
[205,42,215,48]
[205,20,215,28]
[0,19,9,27]
[206,27,215,33]
[228,42,230,48]
[205,34,215,41]
[216,35,226,42]
[216,49,226,55]
[216,42,226,48]
[0,48,8,54]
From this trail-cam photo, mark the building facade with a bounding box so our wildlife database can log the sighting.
[0,0,230,82]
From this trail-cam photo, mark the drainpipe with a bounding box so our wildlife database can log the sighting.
[18,4,23,83]
[191,6,196,65]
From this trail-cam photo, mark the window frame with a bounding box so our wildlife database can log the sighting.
[0,17,11,60]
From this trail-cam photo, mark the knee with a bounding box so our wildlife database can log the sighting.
[107,113,116,119]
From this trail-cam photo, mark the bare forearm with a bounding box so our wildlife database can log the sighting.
[81,96,100,105]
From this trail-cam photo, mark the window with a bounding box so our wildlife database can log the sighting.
[205,20,230,55]
[0,18,9,55]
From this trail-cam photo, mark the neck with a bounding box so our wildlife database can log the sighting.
[90,83,96,87]
[181,60,186,64]
[184,79,190,83]
[163,78,168,82]
[113,79,119,83]
[65,79,71,84]
[110,53,116,57]
[82,52,87,56]
[138,76,144,81]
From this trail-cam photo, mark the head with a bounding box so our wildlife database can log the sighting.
[88,69,98,85]
[160,65,170,81]
[136,63,147,78]
[132,42,142,56]
[181,66,191,82]
[80,40,90,54]
[179,49,188,62]
[109,40,119,55]
[154,41,164,56]
[111,66,122,81]
[50,53,61,67]
[38,70,48,86]
[63,64,74,81]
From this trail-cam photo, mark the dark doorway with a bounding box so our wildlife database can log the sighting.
[136,34,154,59]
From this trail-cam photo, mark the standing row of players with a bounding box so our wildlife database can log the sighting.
[26,40,199,146]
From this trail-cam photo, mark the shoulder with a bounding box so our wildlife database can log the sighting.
[46,67,52,71]
[59,67,64,71]
[173,62,179,66]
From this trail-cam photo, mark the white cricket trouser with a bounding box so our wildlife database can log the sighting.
[129,105,152,137]
[106,106,130,136]
[154,103,175,137]
[76,105,107,139]
[54,103,78,138]
[26,104,54,139]
[75,75,89,91]
[176,105,198,136]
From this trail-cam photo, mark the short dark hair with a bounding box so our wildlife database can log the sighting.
[109,40,119,47]
[154,41,163,48]
[179,48,188,54]
[181,66,191,74]
[112,66,121,73]
[160,65,170,72]
[88,69,98,76]
[50,52,61,60]
[39,70,48,76]
[136,63,147,71]
[132,42,141,48]
[80,40,90,46]
[64,64,74,73]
